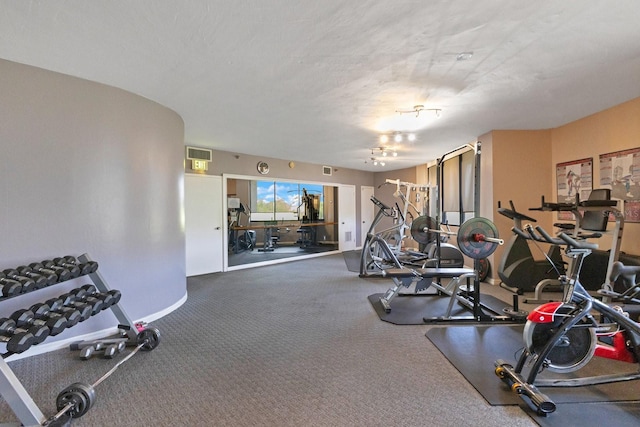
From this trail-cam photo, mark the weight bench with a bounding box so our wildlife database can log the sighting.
[379,267,476,315]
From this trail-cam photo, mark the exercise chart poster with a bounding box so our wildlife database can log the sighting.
[599,147,640,222]
[556,158,593,220]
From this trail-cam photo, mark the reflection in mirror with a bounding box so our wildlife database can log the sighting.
[228,177,339,267]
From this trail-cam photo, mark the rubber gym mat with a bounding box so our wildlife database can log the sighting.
[529,401,640,427]
[367,292,515,325]
[425,325,640,408]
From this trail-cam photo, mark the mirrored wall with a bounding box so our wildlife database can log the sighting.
[226,176,339,268]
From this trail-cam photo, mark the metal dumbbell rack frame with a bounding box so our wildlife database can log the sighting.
[0,253,140,427]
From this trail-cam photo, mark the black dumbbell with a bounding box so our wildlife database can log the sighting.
[28,303,69,336]
[3,268,47,290]
[17,265,58,287]
[6,312,50,345]
[29,262,71,283]
[106,289,121,306]
[0,275,22,297]
[0,271,35,294]
[67,288,104,314]
[43,260,80,279]
[56,256,99,276]
[52,257,84,277]
[12,307,67,336]
[57,294,93,322]
[0,318,36,353]
[43,299,83,328]
[77,284,120,309]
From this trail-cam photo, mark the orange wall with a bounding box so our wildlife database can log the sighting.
[480,96,640,281]
[482,129,553,280]
[551,97,640,255]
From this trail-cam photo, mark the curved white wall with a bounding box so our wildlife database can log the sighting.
[0,59,186,346]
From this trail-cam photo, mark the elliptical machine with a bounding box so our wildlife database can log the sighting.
[497,201,565,294]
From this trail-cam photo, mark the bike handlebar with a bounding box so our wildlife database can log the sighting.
[558,232,599,250]
[511,224,599,250]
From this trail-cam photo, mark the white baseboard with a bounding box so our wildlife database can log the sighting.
[5,290,188,362]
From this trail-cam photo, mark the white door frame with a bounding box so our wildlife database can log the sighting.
[185,174,224,276]
[339,184,356,252]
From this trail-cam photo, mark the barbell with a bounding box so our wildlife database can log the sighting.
[47,327,161,423]
[410,216,503,259]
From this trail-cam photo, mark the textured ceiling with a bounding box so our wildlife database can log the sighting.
[2,1,640,171]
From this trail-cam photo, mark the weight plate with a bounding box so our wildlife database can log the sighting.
[56,382,96,418]
[137,327,161,351]
[477,258,490,282]
[457,217,500,259]
[410,215,437,244]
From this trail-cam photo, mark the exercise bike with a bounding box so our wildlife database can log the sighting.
[495,223,640,415]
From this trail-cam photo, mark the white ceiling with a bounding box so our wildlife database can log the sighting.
[2,1,640,171]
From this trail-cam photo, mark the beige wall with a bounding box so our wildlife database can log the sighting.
[483,129,553,280]
[484,96,640,281]
[551,97,640,255]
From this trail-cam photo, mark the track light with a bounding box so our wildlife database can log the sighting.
[395,105,442,118]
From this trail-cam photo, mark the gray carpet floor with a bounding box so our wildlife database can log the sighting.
[2,254,537,427]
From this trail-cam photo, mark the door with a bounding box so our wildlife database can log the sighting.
[339,184,357,252]
[185,174,224,276]
[360,185,375,247]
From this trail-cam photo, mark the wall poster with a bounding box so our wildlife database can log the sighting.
[599,147,640,222]
[556,158,593,220]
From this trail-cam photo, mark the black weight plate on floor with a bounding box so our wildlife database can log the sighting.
[138,327,161,351]
[56,382,96,418]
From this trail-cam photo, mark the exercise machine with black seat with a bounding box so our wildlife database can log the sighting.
[378,217,527,323]
[496,200,565,295]
[523,191,624,303]
[229,203,256,253]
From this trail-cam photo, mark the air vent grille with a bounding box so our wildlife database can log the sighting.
[186,146,213,161]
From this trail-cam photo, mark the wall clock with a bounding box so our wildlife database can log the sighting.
[257,161,270,175]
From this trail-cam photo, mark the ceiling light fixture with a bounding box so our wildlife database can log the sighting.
[456,51,474,61]
[379,135,389,144]
[396,104,442,118]
[370,147,397,157]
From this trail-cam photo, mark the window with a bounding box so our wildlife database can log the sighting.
[429,147,476,226]
[251,181,324,222]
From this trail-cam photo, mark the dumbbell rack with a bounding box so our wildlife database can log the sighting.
[1,253,140,427]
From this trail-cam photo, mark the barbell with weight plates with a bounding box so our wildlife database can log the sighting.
[47,327,161,423]
[456,217,504,259]
[410,216,462,245]
[410,216,503,259]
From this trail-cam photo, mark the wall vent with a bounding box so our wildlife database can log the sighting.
[323,166,332,176]
[186,146,213,162]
